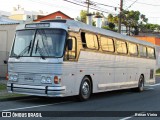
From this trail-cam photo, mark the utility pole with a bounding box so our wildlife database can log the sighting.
[85,0,93,25]
[118,0,123,33]
[86,0,90,13]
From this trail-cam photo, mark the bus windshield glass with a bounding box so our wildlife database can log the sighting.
[11,29,66,58]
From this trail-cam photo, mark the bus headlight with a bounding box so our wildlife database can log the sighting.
[46,77,51,83]
[9,75,14,81]
[9,74,18,81]
[41,76,46,83]
[41,76,52,84]
[13,75,18,81]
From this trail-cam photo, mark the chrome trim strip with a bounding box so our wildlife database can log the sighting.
[7,83,66,91]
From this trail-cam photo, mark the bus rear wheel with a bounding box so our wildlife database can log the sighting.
[137,75,144,92]
[78,76,92,101]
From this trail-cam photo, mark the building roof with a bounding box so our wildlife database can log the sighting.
[34,11,73,22]
[0,17,21,25]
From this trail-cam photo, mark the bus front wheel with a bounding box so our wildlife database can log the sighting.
[78,76,92,101]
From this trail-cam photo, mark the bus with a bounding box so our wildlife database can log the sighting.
[7,19,156,101]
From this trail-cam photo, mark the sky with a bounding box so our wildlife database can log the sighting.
[0,0,160,24]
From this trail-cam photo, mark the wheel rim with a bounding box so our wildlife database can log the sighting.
[139,76,144,91]
[82,81,90,96]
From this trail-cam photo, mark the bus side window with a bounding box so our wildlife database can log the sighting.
[81,32,98,50]
[139,45,147,57]
[64,37,76,61]
[128,43,138,56]
[116,40,127,54]
[81,32,87,48]
[101,36,114,52]
[147,47,155,59]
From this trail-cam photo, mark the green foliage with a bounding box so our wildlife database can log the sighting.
[108,22,115,29]
[156,69,160,74]
[140,23,160,32]
[107,10,151,35]
[107,14,118,24]
[92,21,96,26]
[80,10,87,23]
[102,25,117,32]
[0,84,6,91]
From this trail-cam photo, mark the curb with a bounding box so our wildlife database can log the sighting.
[0,95,33,102]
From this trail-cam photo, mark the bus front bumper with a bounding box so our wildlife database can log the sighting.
[7,83,66,97]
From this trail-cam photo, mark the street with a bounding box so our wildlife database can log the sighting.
[0,77,160,120]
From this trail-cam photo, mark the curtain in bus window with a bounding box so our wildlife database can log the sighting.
[139,45,147,57]
[116,40,127,54]
[147,47,155,58]
[128,43,138,56]
[101,37,114,52]
[85,33,98,49]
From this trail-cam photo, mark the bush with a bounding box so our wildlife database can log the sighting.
[156,68,160,74]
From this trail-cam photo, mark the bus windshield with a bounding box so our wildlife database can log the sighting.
[11,29,66,58]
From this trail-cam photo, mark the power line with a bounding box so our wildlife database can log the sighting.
[90,1,119,8]
[71,0,118,13]
[63,0,117,15]
[127,0,160,6]
[126,0,138,9]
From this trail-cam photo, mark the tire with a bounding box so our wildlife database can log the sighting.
[78,76,92,101]
[137,75,144,92]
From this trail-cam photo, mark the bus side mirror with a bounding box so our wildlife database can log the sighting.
[67,39,72,50]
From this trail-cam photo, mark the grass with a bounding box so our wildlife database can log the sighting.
[0,84,6,91]
[0,83,27,101]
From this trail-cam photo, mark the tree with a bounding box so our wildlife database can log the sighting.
[80,10,87,23]
[107,10,149,35]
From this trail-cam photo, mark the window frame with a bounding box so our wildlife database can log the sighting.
[147,47,155,59]
[64,36,77,61]
[128,42,138,56]
[55,16,62,19]
[139,45,147,58]
[115,39,128,54]
[100,36,115,53]
[81,32,99,50]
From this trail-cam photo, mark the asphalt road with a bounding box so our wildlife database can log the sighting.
[1,77,160,120]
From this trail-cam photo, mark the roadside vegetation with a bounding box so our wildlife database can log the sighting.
[0,83,6,91]
[0,83,26,100]
[156,69,160,74]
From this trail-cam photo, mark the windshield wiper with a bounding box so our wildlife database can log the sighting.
[16,40,32,59]
[35,40,45,60]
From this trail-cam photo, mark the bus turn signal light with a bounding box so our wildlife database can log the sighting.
[54,76,59,84]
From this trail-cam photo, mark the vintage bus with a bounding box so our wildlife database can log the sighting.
[7,19,156,101]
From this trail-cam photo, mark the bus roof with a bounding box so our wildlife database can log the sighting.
[62,19,154,47]
[19,19,155,47]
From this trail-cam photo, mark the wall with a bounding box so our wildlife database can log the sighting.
[0,24,17,77]
[9,14,23,20]
[35,12,73,22]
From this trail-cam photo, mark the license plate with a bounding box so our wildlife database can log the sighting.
[24,74,35,81]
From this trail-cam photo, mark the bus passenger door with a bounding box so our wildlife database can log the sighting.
[63,36,77,95]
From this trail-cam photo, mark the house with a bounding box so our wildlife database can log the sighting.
[34,11,73,22]
[9,6,47,21]
[0,17,21,77]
